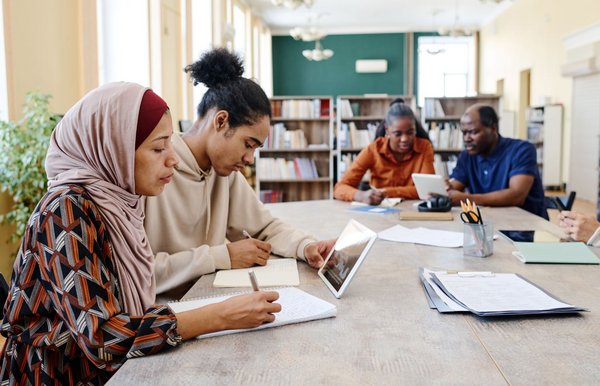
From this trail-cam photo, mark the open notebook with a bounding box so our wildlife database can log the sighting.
[167,287,336,339]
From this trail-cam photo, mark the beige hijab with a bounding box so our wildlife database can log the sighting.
[45,82,155,315]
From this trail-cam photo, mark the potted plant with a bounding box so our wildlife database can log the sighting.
[0,93,59,245]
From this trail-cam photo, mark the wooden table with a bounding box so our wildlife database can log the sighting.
[109,200,600,385]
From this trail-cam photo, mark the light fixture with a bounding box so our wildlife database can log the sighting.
[438,0,473,37]
[290,26,326,42]
[426,10,446,55]
[271,0,314,9]
[302,40,333,61]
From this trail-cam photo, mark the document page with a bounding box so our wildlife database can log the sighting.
[432,273,576,312]
[213,258,299,287]
[378,225,463,248]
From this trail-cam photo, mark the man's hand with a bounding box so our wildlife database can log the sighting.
[303,239,336,269]
[353,189,385,205]
[226,239,272,268]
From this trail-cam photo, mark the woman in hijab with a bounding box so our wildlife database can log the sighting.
[0,82,280,385]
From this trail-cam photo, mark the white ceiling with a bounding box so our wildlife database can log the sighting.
[244,0,515,35]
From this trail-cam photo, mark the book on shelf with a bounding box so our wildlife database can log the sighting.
[257,157,319,179]
[339,99,354,118]
[424,99,446,118]
[339,122,377,149]
[265,123,308,149]
[433,154,458,179]
[274,99,328,119]
[259,190,284,203]
[427,121,463,150]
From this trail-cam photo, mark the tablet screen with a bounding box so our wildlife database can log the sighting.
[499,230,562,243]
[318,220,376,298]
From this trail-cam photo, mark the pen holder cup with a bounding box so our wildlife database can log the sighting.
[463,222,493,257]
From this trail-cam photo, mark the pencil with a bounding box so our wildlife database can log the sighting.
[248,270,260,291]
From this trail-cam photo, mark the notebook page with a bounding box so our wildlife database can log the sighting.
[167,287,336,339]
[213,258,300,287]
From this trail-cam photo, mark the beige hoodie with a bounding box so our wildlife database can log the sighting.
[144,133,316,294]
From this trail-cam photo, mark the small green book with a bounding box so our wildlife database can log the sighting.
[513,242,600,264]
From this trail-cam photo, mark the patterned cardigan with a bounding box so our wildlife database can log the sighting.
[0,185,181,385]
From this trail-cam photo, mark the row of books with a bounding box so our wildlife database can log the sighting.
[424,99,446,118]
[257,157,320,180]
[264,123,308,149]
[433,154,458,179]
[259,190,284,203]
[271,99,331,119]
[338,99,361,118]
[427,122,464,150]
[339,122,378,149]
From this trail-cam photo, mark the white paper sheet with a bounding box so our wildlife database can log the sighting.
[378,225,463,248]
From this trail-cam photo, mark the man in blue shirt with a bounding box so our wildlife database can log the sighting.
[446,104,548,219]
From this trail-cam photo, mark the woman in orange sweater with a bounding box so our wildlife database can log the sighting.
[334,102,435,205]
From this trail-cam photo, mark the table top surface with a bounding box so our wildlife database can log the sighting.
[109,200,600,385]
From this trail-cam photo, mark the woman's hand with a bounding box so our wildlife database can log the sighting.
[175,291,282,340]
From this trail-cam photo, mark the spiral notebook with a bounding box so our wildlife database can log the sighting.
[167,287,337,339]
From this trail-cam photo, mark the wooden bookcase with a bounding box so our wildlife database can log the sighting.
[423,95,501,177]
[526,104,563,189]
[256,96,334,203]
[335,95,416,182]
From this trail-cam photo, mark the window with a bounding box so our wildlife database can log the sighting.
[417,36,475,107]
[97,0,150,85]
[0,2,8,120]
[190,0,213,116]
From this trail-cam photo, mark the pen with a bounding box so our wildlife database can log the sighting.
[242,229,252,239]
[248,270,260,291]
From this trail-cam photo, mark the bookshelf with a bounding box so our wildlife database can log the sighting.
[336,95,416,182]
[423,95,501,178]
[526,104,563,189]
[256,96,334,203]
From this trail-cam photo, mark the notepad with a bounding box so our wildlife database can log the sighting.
[512,242,600,264]
[213,258,300,287]
[167,287,337,339]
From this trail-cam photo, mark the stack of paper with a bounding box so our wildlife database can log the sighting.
[419,268,587,316]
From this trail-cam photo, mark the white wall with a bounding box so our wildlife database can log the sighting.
[479,0,600,185]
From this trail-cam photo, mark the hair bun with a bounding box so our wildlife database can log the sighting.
[185,48,244,88]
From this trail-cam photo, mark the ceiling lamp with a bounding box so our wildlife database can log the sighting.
[438,0,473,37]
[302,40,333,61]
[290,27,326,42]
[271,0,314,9]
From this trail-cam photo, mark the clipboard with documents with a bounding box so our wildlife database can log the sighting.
[419,268,587,316]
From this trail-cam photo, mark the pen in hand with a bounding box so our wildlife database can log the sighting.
[242,229,252,239]
[248,270,260,291]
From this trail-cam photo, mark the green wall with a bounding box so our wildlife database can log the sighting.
[272,33,407,97]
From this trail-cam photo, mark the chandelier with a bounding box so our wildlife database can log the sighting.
[290,26,326,42]
[271,0,314,9]
[302,40,334,61]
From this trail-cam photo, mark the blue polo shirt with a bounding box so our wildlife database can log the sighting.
[450,136,548,219]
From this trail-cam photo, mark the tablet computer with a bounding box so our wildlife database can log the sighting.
[411,173,447,200]
[318,219,377,299]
